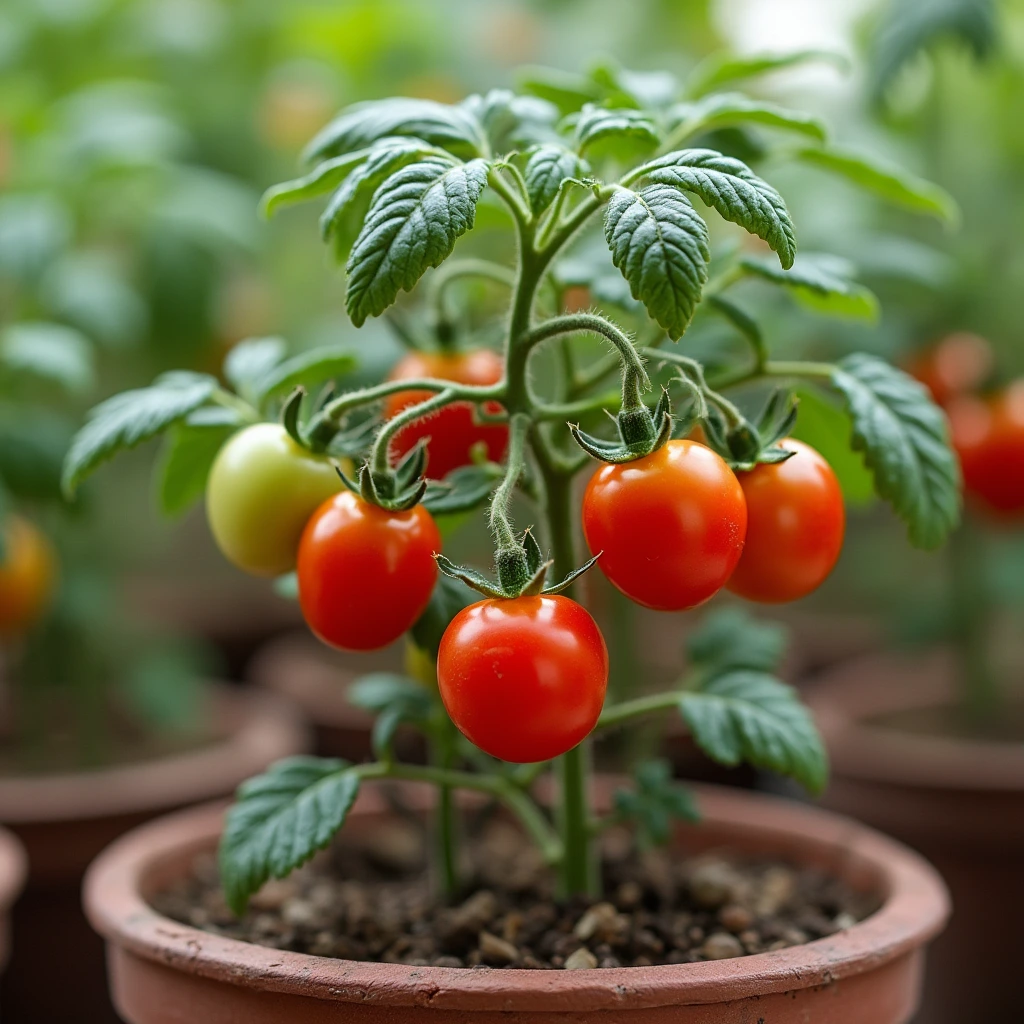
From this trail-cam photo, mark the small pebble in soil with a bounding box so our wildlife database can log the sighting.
[152,820,878,971]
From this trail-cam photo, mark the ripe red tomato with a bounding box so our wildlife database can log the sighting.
[581,439,747,611]
[297,491,441,651]
[384,350,507,479]
[726,439,845,604]
[907,332,993,407]
[948,382,1024,516]
[0,516,57,636]
[437,595,608,763]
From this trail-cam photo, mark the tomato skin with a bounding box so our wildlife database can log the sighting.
[949,383,1024,516]
[437,596,608,763]
[206,423,340,577]
[0,516,57,636]
[581,440,747,611]
[726,439,845,604]
[907,332,993,407]
[384,350,507,479]
[297,490,441,651]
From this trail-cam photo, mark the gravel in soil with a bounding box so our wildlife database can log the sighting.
[154,814,878,970]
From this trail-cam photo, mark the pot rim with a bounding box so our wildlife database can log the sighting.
[808,648,1024,791]
[0,685,307,824]
[84,783,949,1013]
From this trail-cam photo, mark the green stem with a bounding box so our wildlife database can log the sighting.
[708,359,835,391]
[370,388,457,475]
[488,412,530,550]
[536,390,622,422]
[318,376,503,426]
[597,687,691,730]
[428,258,516,324]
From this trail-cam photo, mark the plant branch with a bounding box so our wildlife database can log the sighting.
[428,258,516,322]
[370,388,457,475]
[488,413,531,549]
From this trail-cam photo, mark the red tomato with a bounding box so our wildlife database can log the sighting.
[581,440,747,611]
[437,595,608,763]
[384,350,507,479]
[726,439,845,603]
[907,332,993,407]
[297,491,441,651]
[948,382,1024,516]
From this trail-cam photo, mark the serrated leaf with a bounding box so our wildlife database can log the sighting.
[604,184,710,340]
[830,353,960,548]
[304,98,485,163]
[524,145,590,215]
[687,49,850,97]
[224,337,286,401]
[156,417,238,517]
[219,757,359,915]
[739,253,879,321]
[253,346,358,406]
[679,671,827,793]
[668,93,828,143]
[687,607,788,681]
[574,105,659,155]
[797,146,959,225]
[320,138,449,249]
[637,149,795,269]
[1,322,95,393]
[260,151,372,218]
[63,372,217,496]
[464,89,559,152]
[345,157,489,328]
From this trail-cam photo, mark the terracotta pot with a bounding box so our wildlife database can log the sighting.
[809,649,1024,1024]
[85,782,947,1023]
[0,826,26,974]
[0,685,307,1024]
[247,631,425,763]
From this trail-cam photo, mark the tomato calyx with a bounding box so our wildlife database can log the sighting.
[703,389,798,471]
[570,378,674,464]
[336,438,431,512]
[436,528,599,600]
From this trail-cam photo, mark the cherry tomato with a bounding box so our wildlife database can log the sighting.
[384,350,507,479]
[907,332,993,407]
[948,382,1024,516]
[437,596,608,763]
[297,490,441,651]
[581,439,747,611]
[0,516,57,636]
[727,439,845,603]
[206,423,340,578]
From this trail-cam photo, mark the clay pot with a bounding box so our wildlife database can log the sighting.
[85,782,947,1023]
[809,649,1024,1024]
[247,631,425,762]
[0,826,26,974]
[0,685,307,1024]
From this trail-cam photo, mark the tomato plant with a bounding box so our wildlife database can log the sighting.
[582,440,747,611]
[727,439,845,603]
[385,349,507,478]
[297,490,441,651]
[438,596,608,763]
[0,516,57,636]
[206,423,341,577]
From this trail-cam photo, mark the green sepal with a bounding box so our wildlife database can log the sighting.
[281,387,306,447]
[570,387,672,464]
[356,461,427,512]
[435,553,508,599]
[542,553,600,596]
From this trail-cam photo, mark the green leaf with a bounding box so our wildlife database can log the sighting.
[62,371,217,496]
[0,411,72,501]
[1,322,95,393]
[304,98,485,163]
[797,146,960,226]
[637,149,795,269]
[422,462,503,516]
[790,386,876,506]
[679,671,827,793]
[668,93,828,143]
[589,64,681,109]
[517,66,601,116]
[524,145,590,215]
[604,184,710,340]
[830,353,960,548]
[687,607,788,681]
[464,89,559,153]
[614,760,700,848]
[410,574,476,656]
[349,672,435,760]
[224,337,286,402]
[156,409,240,517]
[687,49,850,97]
[574,105,659,155]
[260,151,372,218]
[219,756,359,915]
[345,157,490,328]
[253,346,358,406]
[739,253,879,321]
[320,138,448,249]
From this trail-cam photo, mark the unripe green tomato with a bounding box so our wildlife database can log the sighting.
[206,423,340,577]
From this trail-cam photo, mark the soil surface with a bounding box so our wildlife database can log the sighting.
[154,811,877,970]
